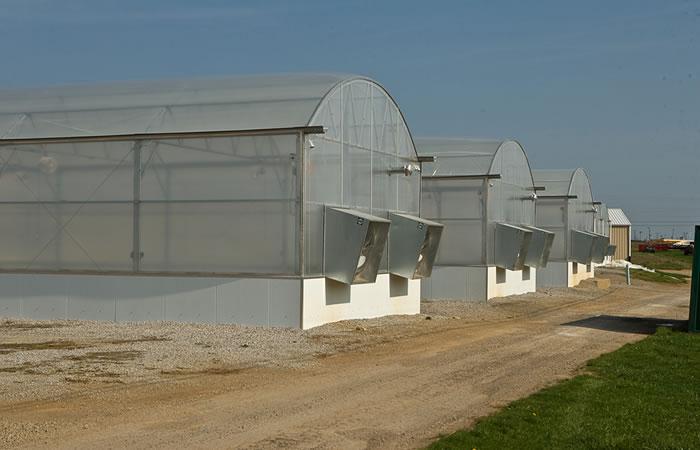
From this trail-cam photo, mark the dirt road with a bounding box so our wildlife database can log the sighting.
[0,272,690,449]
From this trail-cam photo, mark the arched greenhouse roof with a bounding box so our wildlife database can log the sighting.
[532,168,593,199]
[415,138,533,180]
[0,73,400,141]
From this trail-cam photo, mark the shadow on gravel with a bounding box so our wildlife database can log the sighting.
[563,315,688,335]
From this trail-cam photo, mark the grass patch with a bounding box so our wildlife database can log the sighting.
[631,248,693,270]
[429,327,700,450]
[631,269,690,284]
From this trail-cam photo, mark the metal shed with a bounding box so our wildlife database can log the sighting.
[417,138,553,301]
[608,208,632,260]
[0,74,442,329]
[533,168,604,287]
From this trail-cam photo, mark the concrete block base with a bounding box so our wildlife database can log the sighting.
[536,261,595,288]
[0,274,303,327]
[301,274,420,329]
[421,266,536,302]
[0,273,421,330]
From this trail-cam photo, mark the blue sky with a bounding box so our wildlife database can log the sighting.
[1,0,698,238]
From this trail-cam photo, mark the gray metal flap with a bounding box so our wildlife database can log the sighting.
[389,213,444,279]
[590,233,610,263]
[324,207,390,285]
[570,230,596,264]
[606,245,617,257]
[389,212,444,228]
[495,223,533,271]
[523,225,556,268]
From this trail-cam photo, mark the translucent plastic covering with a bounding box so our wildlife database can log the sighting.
[0,74,352,139]
[533,168,595,261]
[0,134,299,274]
[304,79,420,275]
[420,178,485,265]
[417,139,535,266]
[535,198,567,261]
[594,203,610,237]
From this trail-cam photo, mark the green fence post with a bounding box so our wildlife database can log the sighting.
[689,225,700,333]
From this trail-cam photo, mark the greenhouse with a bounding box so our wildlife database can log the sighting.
[532,168,606,287]
[417,138,553,301]
[0,73,442,329]
[594,202,615,264]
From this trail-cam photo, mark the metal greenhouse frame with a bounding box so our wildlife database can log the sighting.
[416,138,553,301]
[0,74,442,328]
[533,168,606,287]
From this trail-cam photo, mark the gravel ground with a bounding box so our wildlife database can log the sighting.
[0,278,606,405]
[0,270,681,449]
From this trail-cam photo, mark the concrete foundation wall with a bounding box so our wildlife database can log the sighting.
[302,274,420,329]
[0,273,422,330]
[487,266,537,298]
[421,266,486,301]
[537,261,595,288]
[421,266,536,302]
[0,274,302,328]
[570,262,595,286]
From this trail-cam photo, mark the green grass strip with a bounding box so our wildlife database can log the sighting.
[429,327,700,450]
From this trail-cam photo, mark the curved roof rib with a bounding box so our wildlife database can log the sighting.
[0,74,365,140]
[414,138,532,180]
[532,168,592,199]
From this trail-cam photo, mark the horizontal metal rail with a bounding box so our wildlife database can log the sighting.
[0,198,297,205]
[0,126,325,146]
[0,268,303,279]
[422,174,501,180]
[537,194,578,199]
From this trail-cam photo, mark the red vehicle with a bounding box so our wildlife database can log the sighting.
[638,242,670,252]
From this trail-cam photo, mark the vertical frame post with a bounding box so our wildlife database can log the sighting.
[689,225,700,332]
[297,131,305,277]
[132,142,142,272]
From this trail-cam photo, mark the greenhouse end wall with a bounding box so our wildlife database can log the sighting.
[417,139,538,302]
[304,79,420,277]
[533,169,596,288]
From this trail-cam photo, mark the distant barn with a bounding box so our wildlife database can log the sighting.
[608,208,631,260]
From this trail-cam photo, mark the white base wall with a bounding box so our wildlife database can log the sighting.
[421,266,536,302]
[537,261,595,288]
[487,266,537,299]
[0,273,421,330]
[301,274,420,329]
[570,261,595,286]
